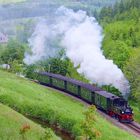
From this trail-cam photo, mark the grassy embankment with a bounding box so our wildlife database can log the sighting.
[130,101,140,124]
[0,103,58,140]
[0,70,138,140]
[133,106,140,123]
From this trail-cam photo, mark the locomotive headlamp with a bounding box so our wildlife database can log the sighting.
[121,111,124,114]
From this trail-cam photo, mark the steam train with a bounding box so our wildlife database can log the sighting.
[36,72,133,123]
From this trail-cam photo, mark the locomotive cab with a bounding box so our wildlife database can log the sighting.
[112,98,133,122]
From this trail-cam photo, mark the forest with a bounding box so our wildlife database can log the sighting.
[99,0,140,105]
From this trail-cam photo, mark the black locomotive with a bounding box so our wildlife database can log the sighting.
[36,72,133,123]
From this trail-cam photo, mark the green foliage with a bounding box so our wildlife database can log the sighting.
[40,128,54,140]
[131,103,140,123]
[33,55,89,82]
[101,20,137,77]
[34,49,70,76]
[103,39,132,69]
[99,0,140,99]
[99,0,140,22]
[24,64,37,79]
[0,39,26,74]
[123,48,140,102]
[0,40,25,64]
[10,60,24,73]
[79,105,101,140]
[44,58,69,76]
[103,20,140,47]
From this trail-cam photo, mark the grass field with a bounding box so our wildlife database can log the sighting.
[0,103,59,140]
[133,106,140,123]
[0,0,26,4]
[130,102,140,124]
[0,70,138,140]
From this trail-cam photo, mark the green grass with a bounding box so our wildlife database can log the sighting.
[0,103,58,140]
[128,100,140,123]
[0,0,26,4]
[130,101,140,123]
[0,70,138,140]
[133,106,140,123]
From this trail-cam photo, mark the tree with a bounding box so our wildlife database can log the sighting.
[24,64,37,79]
[118,0,125,13]
[99,7,113,23]
[39,57,69,76]
[0,40,25,64]
[103,40,131,69]
[10,60,23,73]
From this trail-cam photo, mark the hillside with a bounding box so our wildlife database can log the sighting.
[0,0,118,21]
[0,0,119,46]
[0,70,138,140]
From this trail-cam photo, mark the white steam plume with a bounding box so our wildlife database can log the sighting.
[24,19,47,65]
[24,18,61,65]
[24,6,130,97]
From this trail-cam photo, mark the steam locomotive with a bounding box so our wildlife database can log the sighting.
[36,72,133,123]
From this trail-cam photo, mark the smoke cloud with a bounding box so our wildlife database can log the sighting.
[24,6,130,97]
[24,18,61,65]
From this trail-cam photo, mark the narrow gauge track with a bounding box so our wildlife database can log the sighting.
[125,122,140,135]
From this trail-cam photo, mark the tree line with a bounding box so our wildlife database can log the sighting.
[97,0,140,105]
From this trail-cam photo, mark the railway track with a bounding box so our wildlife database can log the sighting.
[125,122,140,136]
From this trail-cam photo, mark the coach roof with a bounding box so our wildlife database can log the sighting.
[39,72,101,91]
[39,72,119,99]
